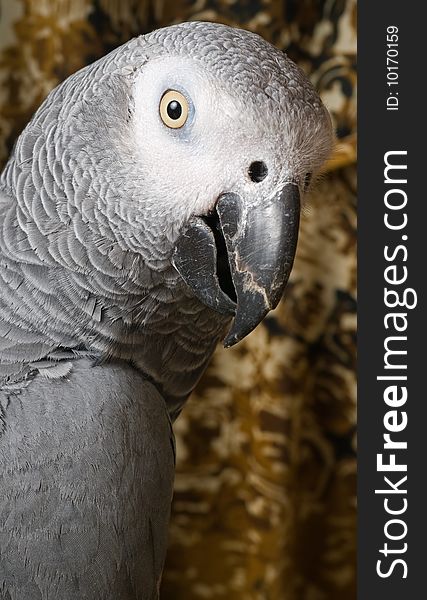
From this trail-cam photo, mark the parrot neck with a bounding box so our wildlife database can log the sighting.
[0,162,229,417]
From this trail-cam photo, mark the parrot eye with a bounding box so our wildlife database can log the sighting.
[159,90,189,129]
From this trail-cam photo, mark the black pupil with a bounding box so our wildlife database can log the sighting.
[167,100,182,120]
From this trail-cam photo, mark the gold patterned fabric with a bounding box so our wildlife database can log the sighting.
[0,1,357,598]
[166,166,357,599]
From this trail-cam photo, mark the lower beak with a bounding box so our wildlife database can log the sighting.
[172,183,300,347]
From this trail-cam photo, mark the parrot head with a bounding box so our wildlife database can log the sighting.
[17,22,333,350]
[126,22,333,346]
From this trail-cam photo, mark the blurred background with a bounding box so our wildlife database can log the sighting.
[0,1,356,599]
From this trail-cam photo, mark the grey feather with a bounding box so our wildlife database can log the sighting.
[0,359,175,600]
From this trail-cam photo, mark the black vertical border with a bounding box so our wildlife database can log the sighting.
[358,2,425,597]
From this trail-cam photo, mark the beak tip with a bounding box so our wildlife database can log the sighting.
[222,325,240,348]
[222,291,270,348]
[223,335,237,348]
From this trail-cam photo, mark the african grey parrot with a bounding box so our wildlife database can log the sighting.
[0,21,333,600]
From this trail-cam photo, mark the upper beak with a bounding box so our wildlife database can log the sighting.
[172,183,300,347]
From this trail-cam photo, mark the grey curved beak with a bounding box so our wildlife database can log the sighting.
[172,183,300,347]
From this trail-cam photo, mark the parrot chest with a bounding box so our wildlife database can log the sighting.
[0,358,175,599]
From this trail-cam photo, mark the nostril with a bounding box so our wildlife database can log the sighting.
[248,161,268,183]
